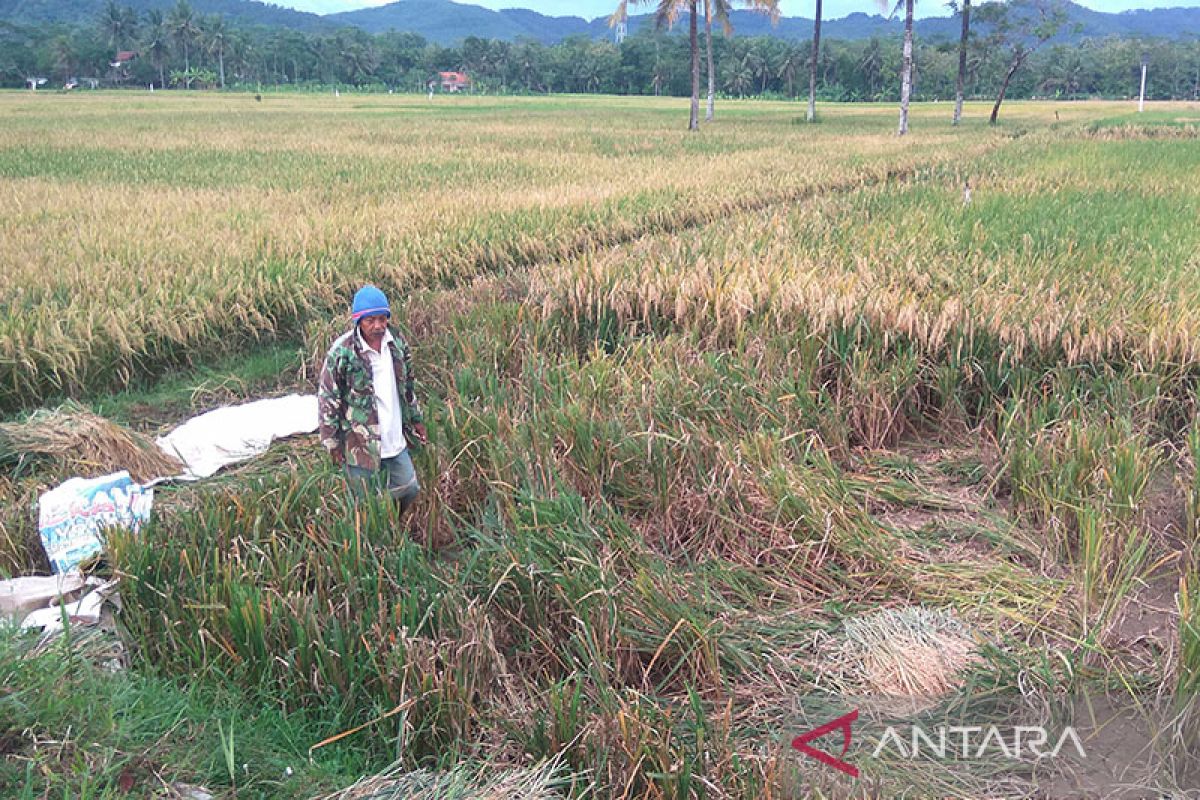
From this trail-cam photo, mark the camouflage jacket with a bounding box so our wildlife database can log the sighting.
[317,327,423,471]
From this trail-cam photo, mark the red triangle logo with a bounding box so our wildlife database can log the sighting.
[791,709,860,777]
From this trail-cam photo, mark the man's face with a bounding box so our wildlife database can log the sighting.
[359,314,389,342]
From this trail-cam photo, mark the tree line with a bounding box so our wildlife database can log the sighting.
[2,0,1197,109]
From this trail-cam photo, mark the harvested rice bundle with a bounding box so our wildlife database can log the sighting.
[0,401,181,483]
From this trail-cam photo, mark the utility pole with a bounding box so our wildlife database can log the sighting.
[1138,52,1148,112]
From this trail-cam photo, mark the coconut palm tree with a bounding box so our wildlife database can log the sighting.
[613,0,701,130]
[899,0,916,134]
[951,0,971,125]
[227,29,254,86]
[50,35,75,83]
[744,42,769,93]
[859,37,885,98]
[704,0,719,120]
[332,29,379,86]
[702,0,778,121]
[722,48,754,97]
[685,1,700,129]
[775,41,805,97]
[881,0,916,135]
[99,0,136,51]
[142,10,171,89]
[807,0,822,121]
[651,44,671,96]
[168,0,199,75]
[202,14,229,88]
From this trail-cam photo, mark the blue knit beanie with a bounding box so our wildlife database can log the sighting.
[351,285,390,322]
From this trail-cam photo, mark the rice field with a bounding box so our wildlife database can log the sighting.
[0,92,1005,411]
[533,137,1200,365]
[3,92,1200,798]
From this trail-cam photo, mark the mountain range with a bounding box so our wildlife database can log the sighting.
[330,0,1200,44]
[0,0,332,31]
[3,0,1199,44]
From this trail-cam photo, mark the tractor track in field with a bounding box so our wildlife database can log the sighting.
[453,137,1014,288]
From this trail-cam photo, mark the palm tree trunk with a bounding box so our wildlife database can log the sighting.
[158,62,165,89]
[953,0,971,126]
[689,0,700,131]
[898,0,914,136]
[807,0,822,122]
[219,49,226,88]
[704,0,715,122]
[989,57,1021,124]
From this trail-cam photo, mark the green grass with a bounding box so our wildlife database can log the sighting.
[0,627,371,799]
[87,340,305,428]
[0,145,559,192]
[1086,108,1200,130]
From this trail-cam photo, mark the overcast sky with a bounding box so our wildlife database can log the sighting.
[283,0,1199,19]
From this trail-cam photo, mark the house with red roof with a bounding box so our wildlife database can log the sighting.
[438,71,470,93]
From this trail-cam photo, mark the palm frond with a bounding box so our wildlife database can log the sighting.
[607,0,629,27]
[654,0,687,30]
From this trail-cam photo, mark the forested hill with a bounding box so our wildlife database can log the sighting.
[0,0,331,32]
[5,0,1200,44]
[696,3,1200,42]
[331,1,1200,44]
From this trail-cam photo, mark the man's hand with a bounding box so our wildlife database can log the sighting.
[412,422,428,445]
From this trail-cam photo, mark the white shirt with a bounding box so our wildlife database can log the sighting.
[358,328,407,458]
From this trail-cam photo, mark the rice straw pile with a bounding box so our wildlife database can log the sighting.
[0,401,182,483]
[824,606,981,699]
[319,759,572,800]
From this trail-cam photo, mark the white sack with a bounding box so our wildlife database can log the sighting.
[0,572,89,621]
[21,578,119,633]
[154,394,318,481]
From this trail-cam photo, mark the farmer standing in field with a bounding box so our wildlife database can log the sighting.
[318,285,427,512]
